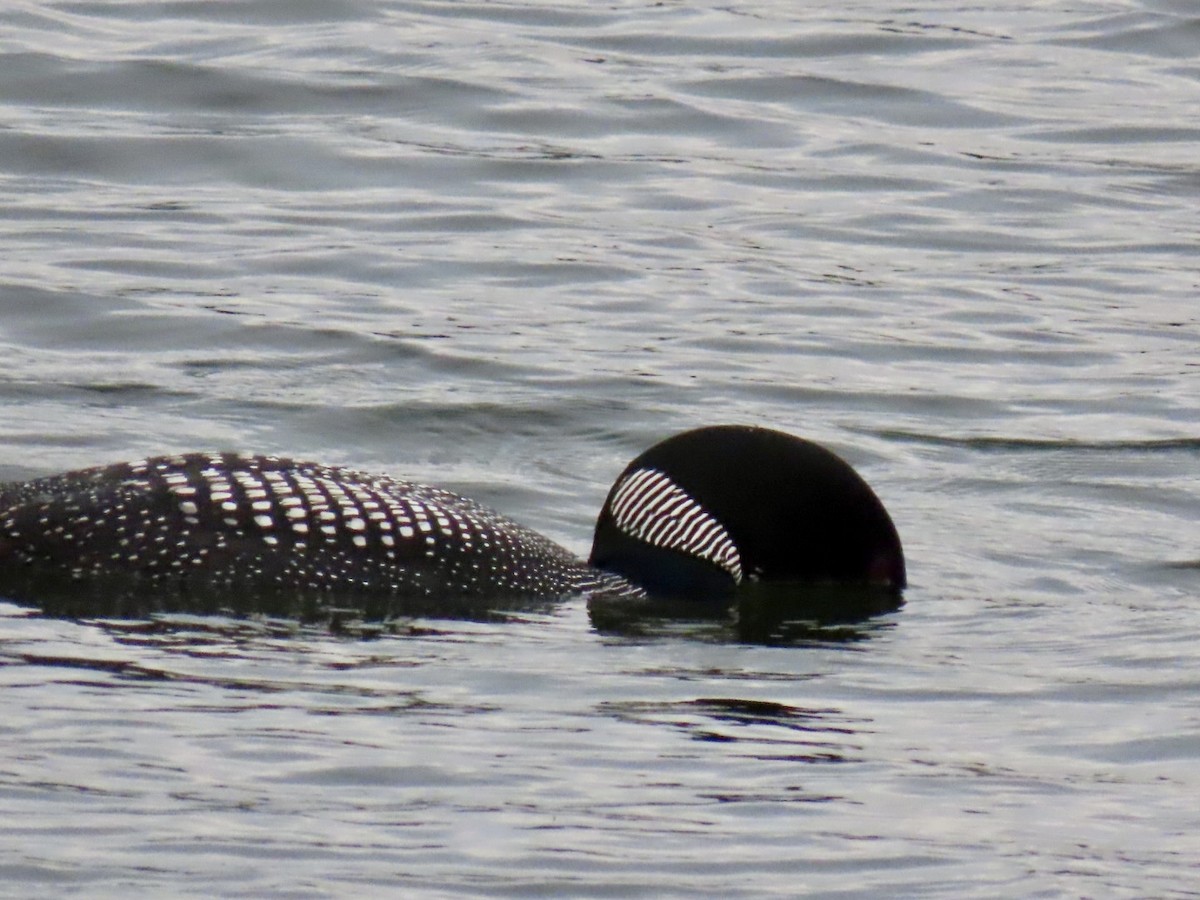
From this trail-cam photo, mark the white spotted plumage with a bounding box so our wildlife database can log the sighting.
[0,453,629,601]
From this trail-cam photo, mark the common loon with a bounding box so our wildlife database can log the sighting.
[0,426,905,618]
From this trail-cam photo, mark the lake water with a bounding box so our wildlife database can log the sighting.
[1,0,1198,895]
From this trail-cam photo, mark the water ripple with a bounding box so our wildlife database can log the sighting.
[2,0,1199,895]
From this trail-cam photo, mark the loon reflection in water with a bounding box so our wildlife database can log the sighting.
[0,426,905,623]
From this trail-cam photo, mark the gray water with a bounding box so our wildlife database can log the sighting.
[2,0,1199,895]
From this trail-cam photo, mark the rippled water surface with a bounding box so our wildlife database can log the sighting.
[2,0,1199,895]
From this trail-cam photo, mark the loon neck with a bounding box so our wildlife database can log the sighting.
[588,425,905,598]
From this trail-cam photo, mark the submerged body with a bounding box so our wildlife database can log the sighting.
[0,426,905,619]
[0,452,627,618]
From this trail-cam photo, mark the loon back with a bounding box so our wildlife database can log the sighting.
[0,426,905,618]
[589,426,905,598]
[0,453,615,616]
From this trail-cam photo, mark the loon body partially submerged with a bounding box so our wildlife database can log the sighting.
[0,426,904,619]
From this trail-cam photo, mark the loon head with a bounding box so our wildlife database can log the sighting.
[588,425,905,599]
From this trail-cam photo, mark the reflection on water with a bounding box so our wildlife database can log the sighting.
[600,697,864,766]
[589,582,904,646]
[8,579,904,647]
[0,574,571,629]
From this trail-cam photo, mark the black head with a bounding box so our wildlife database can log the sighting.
[588,425,906,599]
